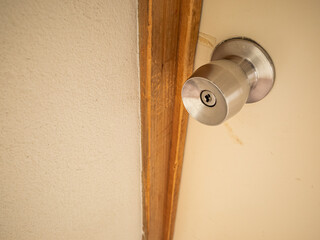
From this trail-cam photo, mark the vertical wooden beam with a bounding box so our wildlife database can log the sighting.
[138,0,202,239]
[164,2,203,239]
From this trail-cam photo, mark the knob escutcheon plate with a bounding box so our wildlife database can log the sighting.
[211,37,275,103]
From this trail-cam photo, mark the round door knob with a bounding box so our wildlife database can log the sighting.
[181,37,275,126]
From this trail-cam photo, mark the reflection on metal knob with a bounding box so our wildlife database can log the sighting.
[181,37,275,126]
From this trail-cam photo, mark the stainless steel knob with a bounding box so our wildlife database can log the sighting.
[181,37,275,126]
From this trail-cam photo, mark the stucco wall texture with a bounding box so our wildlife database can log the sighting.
[0,1,141,239]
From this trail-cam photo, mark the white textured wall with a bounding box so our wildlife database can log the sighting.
[0,1,141,239]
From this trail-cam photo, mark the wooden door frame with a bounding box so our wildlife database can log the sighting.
[138,0,202,239]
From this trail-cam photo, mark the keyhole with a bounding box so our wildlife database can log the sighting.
[200,90,216,107]
[205,94,211,103]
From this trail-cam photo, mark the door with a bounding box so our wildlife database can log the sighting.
[174,0,320,239]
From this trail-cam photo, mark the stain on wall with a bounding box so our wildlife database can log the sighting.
[224,123,243,145]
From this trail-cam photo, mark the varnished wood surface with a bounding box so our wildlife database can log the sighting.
[138,0,202,239]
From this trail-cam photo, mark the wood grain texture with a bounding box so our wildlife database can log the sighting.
[138,0,202,239]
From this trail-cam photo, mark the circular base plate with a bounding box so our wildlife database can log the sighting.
[211,37,275,103]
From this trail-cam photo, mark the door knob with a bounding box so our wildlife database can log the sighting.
[181,37,275,126]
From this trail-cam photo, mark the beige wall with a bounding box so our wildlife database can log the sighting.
[174,0,320,239]
[0,1,141,239]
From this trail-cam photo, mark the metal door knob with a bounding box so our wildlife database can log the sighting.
[181,37,275,126]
